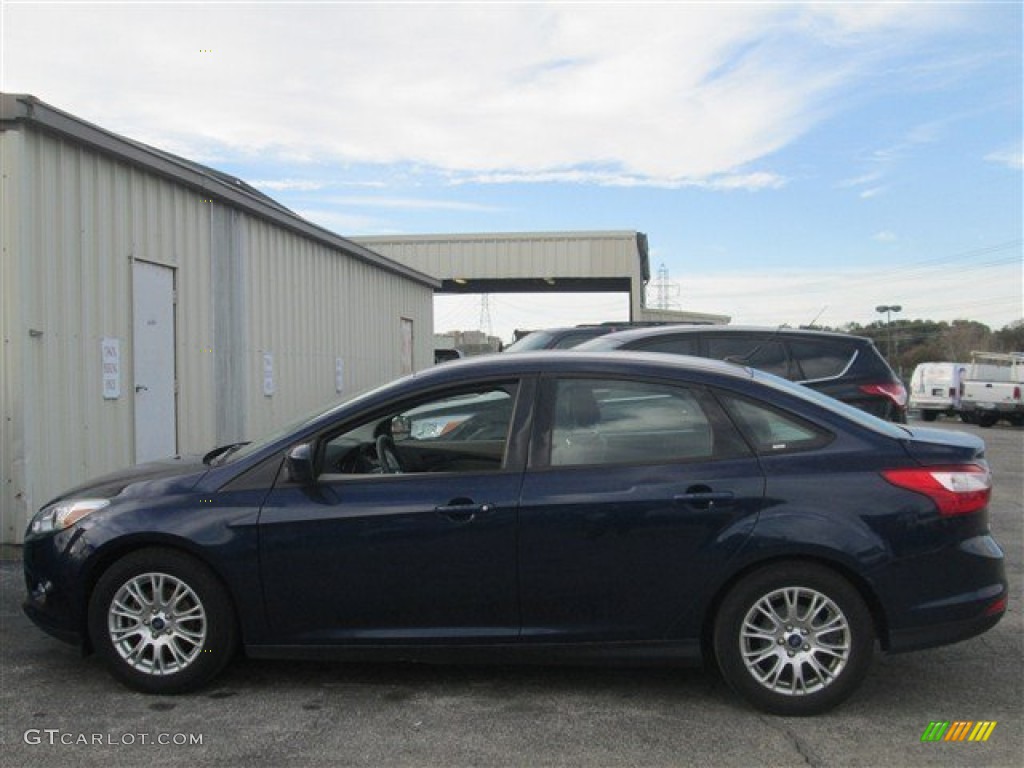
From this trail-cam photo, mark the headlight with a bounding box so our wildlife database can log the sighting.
[28,499,110,537]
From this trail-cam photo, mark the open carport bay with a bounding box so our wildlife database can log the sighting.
[2,420,1020,768]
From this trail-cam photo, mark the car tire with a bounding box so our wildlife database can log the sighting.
[976,412,1000,428]
[713,563,874,716]
[921,411,938,422]
[88,548,237,694]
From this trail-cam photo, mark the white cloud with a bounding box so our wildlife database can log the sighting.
[324,196,506,213]
[252,179,330,192]
[454,169,786,191]
[3,2,961,186]
[674,260,1022,330]
[292,208,387,235]
[872,230,898,242]
[985,143,1024,170]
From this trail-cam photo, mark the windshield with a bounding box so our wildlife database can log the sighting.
[574,334,620,351]
[210,378,400,465]
[503,331,555,353]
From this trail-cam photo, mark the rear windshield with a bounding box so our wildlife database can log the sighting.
[750,368,908,439]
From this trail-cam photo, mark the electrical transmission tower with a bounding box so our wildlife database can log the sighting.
[648,263,681,310]
[479,294,493,337]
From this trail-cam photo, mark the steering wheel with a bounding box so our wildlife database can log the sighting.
[375,435,404,474]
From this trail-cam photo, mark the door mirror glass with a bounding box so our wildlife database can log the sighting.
[286,443,315,485]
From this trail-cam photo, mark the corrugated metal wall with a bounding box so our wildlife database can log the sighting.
[356,231,647,312]
[242,218,432,440]
[357,231,642,279]
[1,127,433,543]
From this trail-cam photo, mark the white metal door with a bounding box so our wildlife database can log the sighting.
[133,261,177,462]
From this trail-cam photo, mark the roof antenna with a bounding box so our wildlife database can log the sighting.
[806,306,828,329]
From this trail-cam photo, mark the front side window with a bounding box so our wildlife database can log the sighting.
[320,384,518,476]
[547,378,748,467]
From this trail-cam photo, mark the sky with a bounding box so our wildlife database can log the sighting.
[3,0,1021,344]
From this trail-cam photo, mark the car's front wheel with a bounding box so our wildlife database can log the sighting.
[713,563,874,716]
[88,548,237,693]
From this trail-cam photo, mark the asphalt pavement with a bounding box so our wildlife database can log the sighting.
[2,418,1021,767]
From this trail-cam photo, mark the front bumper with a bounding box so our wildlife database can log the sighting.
[22,530,90,649]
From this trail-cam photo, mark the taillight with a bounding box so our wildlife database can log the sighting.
[860,382,908,408]
[882,465,992,517]
[1014,386,1021,400]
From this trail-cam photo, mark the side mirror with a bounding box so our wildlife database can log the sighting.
[285,443,315,485]
[391,415,411,442]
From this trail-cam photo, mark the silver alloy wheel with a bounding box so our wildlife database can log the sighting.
[740,586,851,696]
[107,571,207,676]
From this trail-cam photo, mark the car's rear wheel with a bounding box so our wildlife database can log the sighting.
[921,411,938,422]
[88,548,237,693]
[713,563,874,716]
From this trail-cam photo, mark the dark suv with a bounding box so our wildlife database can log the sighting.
[579,326,907,421]
[505,322,707,352]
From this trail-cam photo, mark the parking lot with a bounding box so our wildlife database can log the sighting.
[1,419,1020,768]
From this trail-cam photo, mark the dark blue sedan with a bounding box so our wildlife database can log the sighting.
[23,352,1007,715]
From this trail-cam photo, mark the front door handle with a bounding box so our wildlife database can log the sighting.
[435,499,492,523]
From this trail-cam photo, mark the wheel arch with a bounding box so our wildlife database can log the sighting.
[700,554,891,664]
[80,534,241,653]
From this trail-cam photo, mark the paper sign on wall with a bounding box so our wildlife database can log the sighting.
[102,337,121,399]
[263,352,275,397]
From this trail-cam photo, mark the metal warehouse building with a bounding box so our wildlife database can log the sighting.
[0,94,438,543]
[354,231,729,327]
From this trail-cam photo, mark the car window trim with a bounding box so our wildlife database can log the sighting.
[285,376,533,484]
[795,347,860,385]
[529,372,753,470]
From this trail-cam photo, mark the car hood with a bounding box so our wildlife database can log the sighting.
[47,455,210,505]
[899,427,986,464]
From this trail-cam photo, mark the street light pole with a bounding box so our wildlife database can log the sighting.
[875,304,903,362]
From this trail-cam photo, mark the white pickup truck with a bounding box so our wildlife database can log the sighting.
[959,351,1024,427]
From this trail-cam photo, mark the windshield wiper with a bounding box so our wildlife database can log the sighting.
[202,442,250,466]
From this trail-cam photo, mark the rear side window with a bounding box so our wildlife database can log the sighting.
[547,379,749,467]
[719,394,833,455]
[704,337,792,378]
[787,340,855,381]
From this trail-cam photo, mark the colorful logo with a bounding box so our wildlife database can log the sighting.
[921,721,997,742]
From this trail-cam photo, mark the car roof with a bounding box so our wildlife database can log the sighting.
[410,350,757,387]
[580,324,872,347]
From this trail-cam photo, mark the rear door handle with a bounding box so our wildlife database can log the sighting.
[435,499,492,523]
[674,490,735,510]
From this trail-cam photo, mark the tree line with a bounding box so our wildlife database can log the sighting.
[807,319,1024,376]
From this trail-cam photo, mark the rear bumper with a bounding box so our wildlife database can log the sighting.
[887,596,1006,653]
[877,534,1007,653]
[960,402,1023,414]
